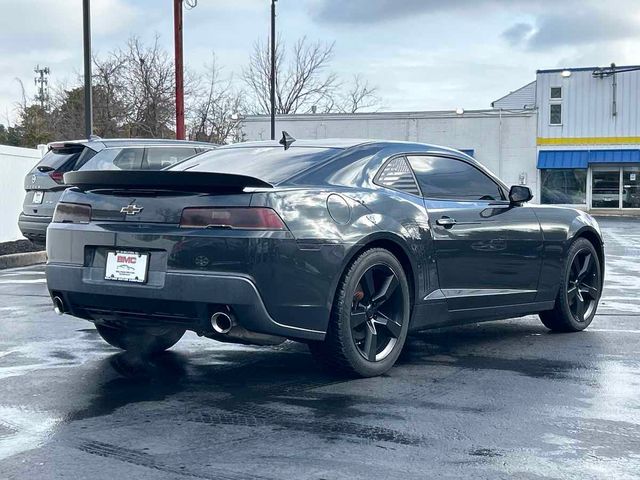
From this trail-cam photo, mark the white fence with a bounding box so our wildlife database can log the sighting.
[0,144,43,243]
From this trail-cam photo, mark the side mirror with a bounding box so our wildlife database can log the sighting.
[509,185,533,205]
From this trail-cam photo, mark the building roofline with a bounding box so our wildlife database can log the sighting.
[537,64,640,74]
[242,108,535,123]
[490,80,536,107]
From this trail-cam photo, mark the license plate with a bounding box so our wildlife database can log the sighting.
[105,251,149,283]
[33,191,43,204]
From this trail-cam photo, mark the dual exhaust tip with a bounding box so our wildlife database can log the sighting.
[210,311,234,334]
[52,296,65,315]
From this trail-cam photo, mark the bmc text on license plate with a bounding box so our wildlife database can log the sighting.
[105,251,149,283]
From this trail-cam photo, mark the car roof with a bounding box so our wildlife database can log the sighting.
[48,137,216,151]
[219,138,470,157]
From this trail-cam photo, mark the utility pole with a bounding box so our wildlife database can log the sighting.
[270,0,277,140]
[82,0,93,139]
[33,65,50,109]
[174,0,185,140]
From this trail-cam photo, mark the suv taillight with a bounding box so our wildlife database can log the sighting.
[49,171,64,184]
[179,207,286,230]
[52,203,91,224]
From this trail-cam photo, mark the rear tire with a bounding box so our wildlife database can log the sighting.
[539,238,602,332]
[309,248,410,377]
[95,323,185,355]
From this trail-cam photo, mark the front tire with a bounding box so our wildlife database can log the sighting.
[540,238,602,332]
[95,323,185,355]
[309,248,410,377]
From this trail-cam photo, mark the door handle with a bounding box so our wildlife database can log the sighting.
[436,216,457,228]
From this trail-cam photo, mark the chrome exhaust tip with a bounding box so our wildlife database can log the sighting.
[211,311,233,334]
[52,296,65,315]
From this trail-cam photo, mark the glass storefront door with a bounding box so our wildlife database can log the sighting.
[623,166,640,209]
[592,170,621,208]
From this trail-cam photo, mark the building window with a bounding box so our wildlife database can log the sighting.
[549,104,562,125]
[541,169,586,204]
[623,166,640,208]
[550,86,562,99]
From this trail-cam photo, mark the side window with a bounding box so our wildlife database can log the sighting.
[144,147,197,170]
[407,155,504,201]
[79,148,143,171]
[375,156,420,195]
[113,148,144,170]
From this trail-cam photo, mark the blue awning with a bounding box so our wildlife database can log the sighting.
[460,149,474,157]
[538,150,588,169]
[538,149,640,169]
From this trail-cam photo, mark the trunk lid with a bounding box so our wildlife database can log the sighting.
[60,171,270,223]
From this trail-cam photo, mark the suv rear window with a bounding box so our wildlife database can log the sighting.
[32,146,86,173]
[172,146,340,184]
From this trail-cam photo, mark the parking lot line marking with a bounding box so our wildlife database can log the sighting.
[588,328,640,334]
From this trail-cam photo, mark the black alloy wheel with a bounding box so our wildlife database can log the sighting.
[566,248,600,323]
[308,248,410,377]
[350,264,404,362]
[540,238,602,332]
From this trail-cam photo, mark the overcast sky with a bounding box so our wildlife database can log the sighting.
[1,0,639,124]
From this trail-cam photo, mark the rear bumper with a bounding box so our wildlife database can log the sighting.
[46,263,326,341]
[18,214,51,245]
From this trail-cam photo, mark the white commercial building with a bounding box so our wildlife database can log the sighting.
[241,63,640,213]
[533,65,640,212]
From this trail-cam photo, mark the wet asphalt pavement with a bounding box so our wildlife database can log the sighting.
[0,217,639,479]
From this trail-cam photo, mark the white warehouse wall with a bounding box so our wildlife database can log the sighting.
[241,110,539,198]
[0,145,42,242]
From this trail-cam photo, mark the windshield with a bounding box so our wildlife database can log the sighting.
[171,146,341,184]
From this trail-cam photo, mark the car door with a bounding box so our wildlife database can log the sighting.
[407,154,543,311]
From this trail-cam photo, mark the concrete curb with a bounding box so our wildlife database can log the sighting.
[0,251,47,270]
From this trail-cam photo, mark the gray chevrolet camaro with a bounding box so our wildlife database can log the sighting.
[46,137,605,377]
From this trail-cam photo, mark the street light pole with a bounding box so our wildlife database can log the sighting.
[270,0,277,140]
[174,0,185,140]
[82,0,93,139]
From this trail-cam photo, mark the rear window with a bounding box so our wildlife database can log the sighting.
[33,146,85,173]
[171,146,340,184]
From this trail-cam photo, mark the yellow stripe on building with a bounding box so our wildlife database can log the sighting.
[537,137,640,145]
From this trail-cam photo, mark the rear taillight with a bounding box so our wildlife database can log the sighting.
[49,171,64,184]
[52,203,91,224]
[180,207,286,230]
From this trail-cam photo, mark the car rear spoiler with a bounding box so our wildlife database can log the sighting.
[64,170,273,193]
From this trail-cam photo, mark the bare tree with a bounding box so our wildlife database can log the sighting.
[244,36,338,115]
[119,36,176,138]
[188,55,246,144]
[335,75,380,113]
[92,52,128,137]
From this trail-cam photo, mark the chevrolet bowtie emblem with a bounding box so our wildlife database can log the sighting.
[121,204,143,215]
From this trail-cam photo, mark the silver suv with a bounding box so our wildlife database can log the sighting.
[19,137,214,247]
